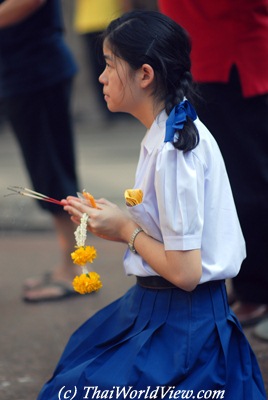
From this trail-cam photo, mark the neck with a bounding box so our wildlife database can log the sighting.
[132,101,165,129]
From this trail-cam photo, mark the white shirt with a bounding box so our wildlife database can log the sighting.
[123,110,246,283]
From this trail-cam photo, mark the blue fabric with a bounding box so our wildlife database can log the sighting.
[0,0,77,98]
[38,281,266,399]
[164,100,197,142]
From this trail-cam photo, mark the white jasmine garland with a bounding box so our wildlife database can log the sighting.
[74,213,89,247]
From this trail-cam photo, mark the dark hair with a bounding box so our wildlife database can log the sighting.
[101,10,199,152]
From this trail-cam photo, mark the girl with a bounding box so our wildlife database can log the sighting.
[38,11,266,399]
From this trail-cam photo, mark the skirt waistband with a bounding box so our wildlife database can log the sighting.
[136,276,224,291]
[136,276,176,289]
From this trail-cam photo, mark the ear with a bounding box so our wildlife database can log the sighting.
[139,64,155,88]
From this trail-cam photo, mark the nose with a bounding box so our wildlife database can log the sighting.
[99,69,106,85]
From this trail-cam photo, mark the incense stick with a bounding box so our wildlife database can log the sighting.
[6,186,64,206]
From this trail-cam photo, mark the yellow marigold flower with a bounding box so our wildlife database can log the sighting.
[71,245,97,266]
[124,188,143,207]
[72,272,102,294]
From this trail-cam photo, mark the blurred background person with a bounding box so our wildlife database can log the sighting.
[0,0,81,302]
[73,0,124,123]
[158,0,268,338]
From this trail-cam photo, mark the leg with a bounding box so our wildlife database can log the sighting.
[4,80,82,301]
[23,213,82,301]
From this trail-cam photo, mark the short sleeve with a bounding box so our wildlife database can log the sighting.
[155,143,205,251]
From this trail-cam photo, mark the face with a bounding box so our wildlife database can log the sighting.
[99,43,140,115]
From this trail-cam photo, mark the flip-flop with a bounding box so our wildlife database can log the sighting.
[23,280,81,303]
[23,271,53,290]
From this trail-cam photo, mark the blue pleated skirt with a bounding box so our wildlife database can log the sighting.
[38,280,266,399]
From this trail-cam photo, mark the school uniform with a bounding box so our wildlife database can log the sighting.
[38,111,266,399]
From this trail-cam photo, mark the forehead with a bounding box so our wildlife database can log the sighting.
[103,40,114,60]
[103,42,131,74]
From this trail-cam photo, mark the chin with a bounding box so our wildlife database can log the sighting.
[107,106,121,113]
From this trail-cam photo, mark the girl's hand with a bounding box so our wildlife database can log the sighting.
[63,196,138,243]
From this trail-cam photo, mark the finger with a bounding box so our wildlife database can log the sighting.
[61,199,68,205]
[68,195,97,208]
[70,215,81,226]
[96,198,116,207]
[66,199,92,214]
[64,204,84,220]
[66,195,81,202]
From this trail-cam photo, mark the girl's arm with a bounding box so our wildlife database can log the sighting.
[63,197,202,292]
[131,230,202,292]
[0,0,46,28]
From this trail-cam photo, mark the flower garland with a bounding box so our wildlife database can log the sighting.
[71,213,102,294]
[6,186,102,295]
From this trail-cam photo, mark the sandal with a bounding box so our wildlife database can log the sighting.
[23,280,81,303]
[23,271,53,290]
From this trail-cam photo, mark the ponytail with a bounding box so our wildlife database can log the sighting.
[164,100,199,152]
[165,73,199,152]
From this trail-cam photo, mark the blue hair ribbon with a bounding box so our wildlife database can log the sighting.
[164,100,197,143]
